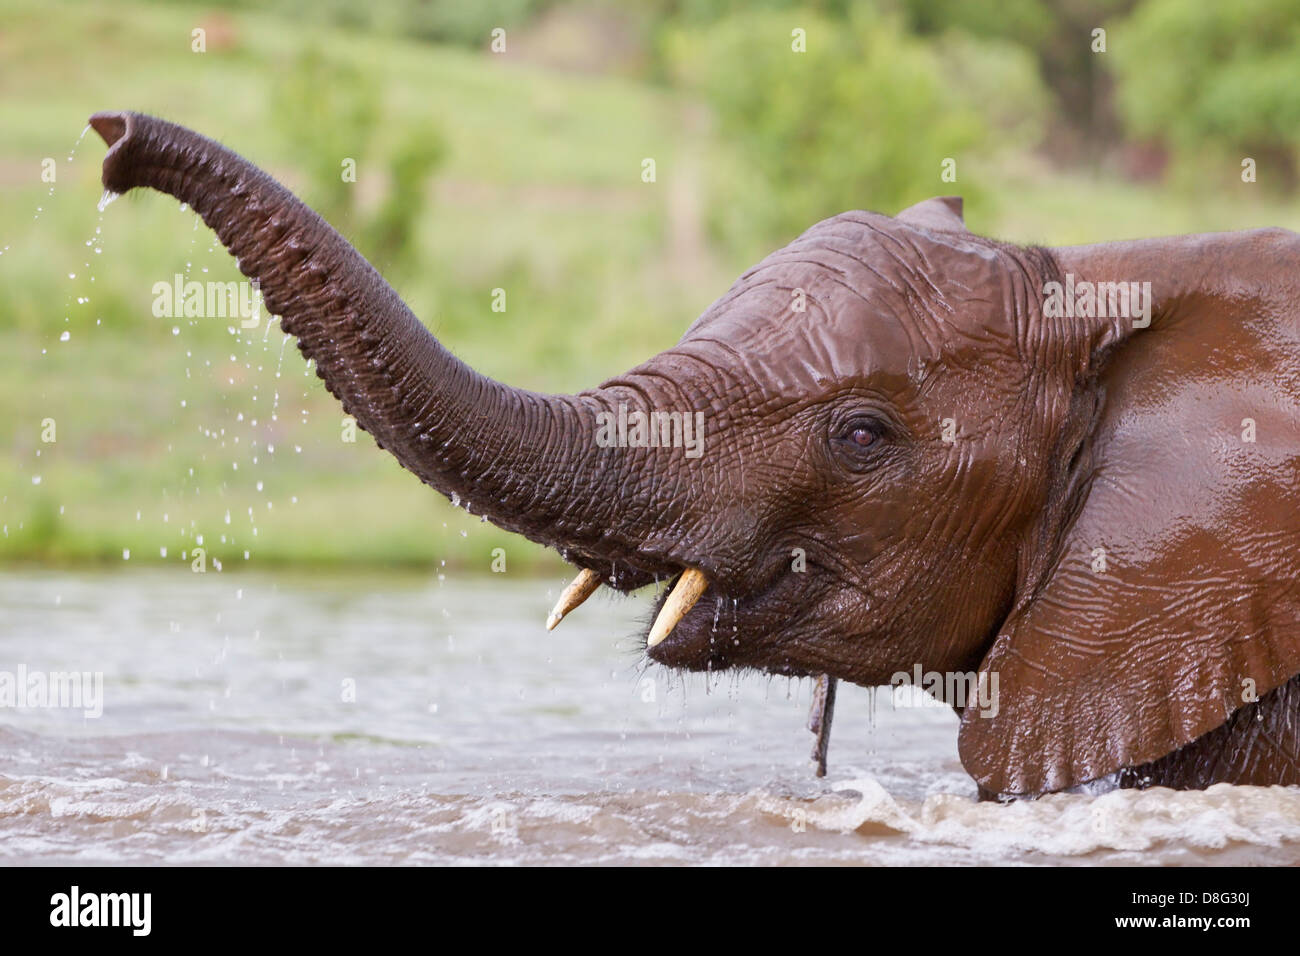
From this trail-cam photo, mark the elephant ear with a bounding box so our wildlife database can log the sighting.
[896,196,967,233]
[959,228,1300,796]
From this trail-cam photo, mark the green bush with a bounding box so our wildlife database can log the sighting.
[664,8,1046,253]
[269,47,380,228]
[1111,0,1300,189]
[269,47,446,276]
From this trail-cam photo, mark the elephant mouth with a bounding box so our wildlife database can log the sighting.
[548,553,808,675]
[642,569,741,669]
[640,565,811,673]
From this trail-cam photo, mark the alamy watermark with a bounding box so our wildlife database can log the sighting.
[0,665,103,718]
[1042,274,1151,328]
[889,664,999,718]
[50,886,150,936]
[595,403,706,459]
[152,274,262,327]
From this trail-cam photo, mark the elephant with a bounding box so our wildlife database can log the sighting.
[88,111,1300,799]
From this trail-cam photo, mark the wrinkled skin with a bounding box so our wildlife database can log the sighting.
[91,112,1300,798]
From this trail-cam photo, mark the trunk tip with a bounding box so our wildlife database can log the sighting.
[89,112,142,195]
[89,112,129,149]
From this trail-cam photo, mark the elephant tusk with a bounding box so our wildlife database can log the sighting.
[646,569,709,648]
[545,568,602,631]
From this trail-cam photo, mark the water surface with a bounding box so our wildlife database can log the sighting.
[1,569,1297,865]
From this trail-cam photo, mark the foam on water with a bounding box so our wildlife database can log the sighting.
[785,776,1300,858]
[5,752,1296,865]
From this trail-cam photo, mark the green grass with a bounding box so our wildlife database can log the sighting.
[4,0,1300,571]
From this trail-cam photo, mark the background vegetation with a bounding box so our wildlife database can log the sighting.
[2,0,1298,573]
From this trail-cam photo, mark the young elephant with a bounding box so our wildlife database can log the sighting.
[90,112,1300,799]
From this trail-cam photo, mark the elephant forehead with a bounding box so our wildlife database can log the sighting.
[677,217,1012,392]
[676,286,918,393]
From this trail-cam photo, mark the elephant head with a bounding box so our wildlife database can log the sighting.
[91,112,1300,797]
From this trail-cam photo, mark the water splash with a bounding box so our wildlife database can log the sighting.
[15,128,93,231]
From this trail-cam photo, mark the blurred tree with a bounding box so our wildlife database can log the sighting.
[898,0,1138,166]
[1111,0,1300,190]
[270,48,446,274]
[665,8,1045,252]
[270,47,380,229]
[362,128,447,270]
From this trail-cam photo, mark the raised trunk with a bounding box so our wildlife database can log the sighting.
[90,111,666,574]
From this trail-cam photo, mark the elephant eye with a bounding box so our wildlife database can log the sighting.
[833,416,884,458]
[849,427,875,448]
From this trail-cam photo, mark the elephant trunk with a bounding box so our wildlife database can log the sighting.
[89,111,665,574]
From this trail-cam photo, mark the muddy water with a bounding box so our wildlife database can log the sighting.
[0,569,1297,865]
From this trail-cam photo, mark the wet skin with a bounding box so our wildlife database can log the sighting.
[90,112,1300,798]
